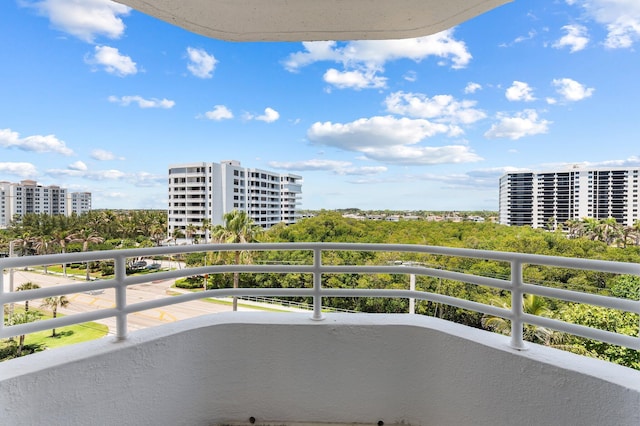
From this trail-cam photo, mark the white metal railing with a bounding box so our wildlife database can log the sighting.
[1,243,639,351]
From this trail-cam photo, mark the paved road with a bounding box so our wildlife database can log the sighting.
[3,266,254,336]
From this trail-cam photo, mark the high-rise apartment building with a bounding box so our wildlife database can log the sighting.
[499,166,640,229]
[0,180,92,228]
[168,160,302,238]
[68,192,92,216]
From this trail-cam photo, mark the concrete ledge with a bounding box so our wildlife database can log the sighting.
[1,313,639,426]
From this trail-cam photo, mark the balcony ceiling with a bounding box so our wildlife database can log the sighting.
[114,0,511,41]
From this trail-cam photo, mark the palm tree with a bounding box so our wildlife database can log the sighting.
[30,234,55,274]
[16,282,41,312]
[171,228,185,245]
[632,220,640,246]
[186,223,198,244]
[482,294,554,345]
[581,217,601,241]
[212,210,262,311]
[597,217,622,246]
[201,218,212,244]
[51,229,73,276]
[70,229,104,280]
[8,310,41,356]
[40,296,70,337]
[563,219,582,239]
[11,235,30,256]
[149,223,166,246]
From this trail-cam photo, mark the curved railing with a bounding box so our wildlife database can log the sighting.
[1,243,639,351]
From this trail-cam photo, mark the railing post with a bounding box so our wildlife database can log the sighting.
[7,240,17,320]
[311,247,325,321]
[510,260,527,350]
[114,255,128,340]
[409,273,415,314]
[0,269,4,335]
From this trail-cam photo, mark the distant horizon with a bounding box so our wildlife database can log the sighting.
[2,1,639,211]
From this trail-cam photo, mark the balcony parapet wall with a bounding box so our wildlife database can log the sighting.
[1,313,638,426]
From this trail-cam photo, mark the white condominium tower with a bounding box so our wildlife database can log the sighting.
[0,180,92,228]
[499,166,640,229]
[168,160,302,238]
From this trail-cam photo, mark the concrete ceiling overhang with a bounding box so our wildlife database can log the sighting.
[115,0,511,41]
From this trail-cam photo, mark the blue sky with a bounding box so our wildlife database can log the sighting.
[1,0,639,211]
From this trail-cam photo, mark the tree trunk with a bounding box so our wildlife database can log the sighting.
[17,334,25,356]
[62,248,67,277]
[52,309,58,337]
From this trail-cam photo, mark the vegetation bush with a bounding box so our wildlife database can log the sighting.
[2,210,640,369]
[175,276,206,289]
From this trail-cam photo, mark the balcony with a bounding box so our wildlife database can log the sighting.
[1,243,639,425]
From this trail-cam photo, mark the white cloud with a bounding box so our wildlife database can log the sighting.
[361,144,483,165]
[0,162,38,178]
[552,78,595,101]
[203,105,234,121]
[570,0,640,48]
[464,82,482,94]
[505,81,536,102]
[286,30,471,71]
[384,91,486,125]
[46,166,164,186]
[403,71,417,82]
[514,30,537,44]
[254,107,280,123]
[309,116,447,148]
[323,69,387,90]
[553,24,590,52]
[23,0,130,43]
[466,166,529,178]
[68,160,87,171]
[283,29,471,90]
[283,41,340,71]
[86,45,137,76]
[186,47,217,78]
[276,159,353,172]
[339,166,389,176]
[535,156,640,171]
[307,116,482,165]
[108,95,175,109]
[47,167,124,180]
[413,166,529,190]
[268,159,388,176]
[129,171,165,187]
[0,128,74,155]
[579,156,640,168]
[484,109,551,140]
[91,149,124,161]
[500,30,537,47]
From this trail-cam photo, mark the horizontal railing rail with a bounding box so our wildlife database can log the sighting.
[1,243,639,351]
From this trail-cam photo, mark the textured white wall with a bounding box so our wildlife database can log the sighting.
[1,313,639,426]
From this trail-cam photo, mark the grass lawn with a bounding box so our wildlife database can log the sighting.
[30,263,103,279]
[2,308,109,361]
[24,321,109,349]
[32,263,164,280]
